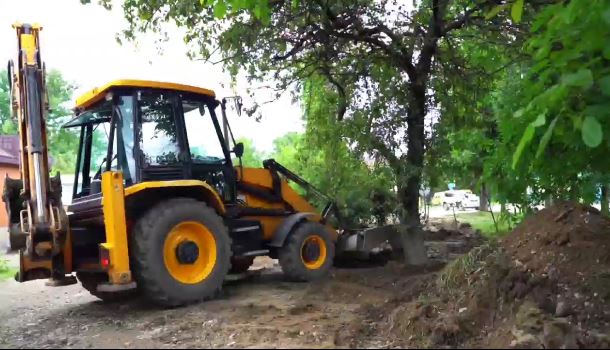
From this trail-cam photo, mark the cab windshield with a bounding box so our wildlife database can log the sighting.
[65,95,136,198]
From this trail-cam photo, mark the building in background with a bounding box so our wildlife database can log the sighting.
[0,135,20,227]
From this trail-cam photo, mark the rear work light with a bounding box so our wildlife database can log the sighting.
[99,246,111,270]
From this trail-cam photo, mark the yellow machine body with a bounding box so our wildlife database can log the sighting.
[10,64,341,306]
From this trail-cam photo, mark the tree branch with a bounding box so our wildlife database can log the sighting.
[319,68,348,121]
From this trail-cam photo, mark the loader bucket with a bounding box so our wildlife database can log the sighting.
[334,225,404,267]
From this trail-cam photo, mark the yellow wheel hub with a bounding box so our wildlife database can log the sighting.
[300,235,327,270]
[163,221,217,284]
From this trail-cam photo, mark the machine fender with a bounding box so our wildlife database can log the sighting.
[124,180,226,214]
[268,212,315,248]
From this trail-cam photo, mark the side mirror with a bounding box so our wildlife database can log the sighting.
[233,142,244,158]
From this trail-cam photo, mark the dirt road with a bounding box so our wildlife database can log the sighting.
[0,257,441,349]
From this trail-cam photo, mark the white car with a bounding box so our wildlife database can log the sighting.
[459,191,481,210]
[436,190,480,211]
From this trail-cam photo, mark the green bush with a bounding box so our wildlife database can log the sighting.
[0,254,16,281]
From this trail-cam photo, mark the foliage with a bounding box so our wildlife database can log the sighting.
[0,254,17,281]
[488,0,610,207]
[99,0,530,227]
[0,70,17,133]
[427,0,610,214]
[82,0,610,223]
[268,130,395,227]
[82,0,273,23]
[0,69,80,175]
[454,211,510,238]
[45,71,81,175]
[262,77,396,227]
[234,137,266,167]
[425,7,531,204]
[512,0,610,164]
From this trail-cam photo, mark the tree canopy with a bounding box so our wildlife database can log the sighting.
[77,0,610,227]
[94,0,539,228]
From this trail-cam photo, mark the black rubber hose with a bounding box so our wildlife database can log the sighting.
[7,60,13,96]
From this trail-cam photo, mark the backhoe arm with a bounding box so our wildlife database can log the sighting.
[4,23,66,265]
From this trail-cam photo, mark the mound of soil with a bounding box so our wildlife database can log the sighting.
[423,220,486,263]
[374,202,610,349]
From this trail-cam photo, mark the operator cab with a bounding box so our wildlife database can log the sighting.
[64,80,240,212]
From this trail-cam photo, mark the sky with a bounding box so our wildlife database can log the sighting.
[0,0,304,152]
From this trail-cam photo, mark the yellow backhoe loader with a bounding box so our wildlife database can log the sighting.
[4,24,394,306]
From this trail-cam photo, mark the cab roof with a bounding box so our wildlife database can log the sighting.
[74,79,216,110]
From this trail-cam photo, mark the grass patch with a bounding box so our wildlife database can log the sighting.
[0,255,17,281]
[438,242,499,290]
[454,211,510,238]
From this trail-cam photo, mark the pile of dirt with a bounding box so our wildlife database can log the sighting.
[423,220,486,263]
[374,202,610,348]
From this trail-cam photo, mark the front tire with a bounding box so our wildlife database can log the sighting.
[278,221,335,282]
[130,198,231,307]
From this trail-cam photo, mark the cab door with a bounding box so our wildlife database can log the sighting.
[135,90,189,182]
[178,95,236,202]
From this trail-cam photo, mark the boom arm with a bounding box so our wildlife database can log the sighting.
[7,23,64,259]
[262,159,345,228]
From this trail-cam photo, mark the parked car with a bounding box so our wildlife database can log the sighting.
[433,190,480,211]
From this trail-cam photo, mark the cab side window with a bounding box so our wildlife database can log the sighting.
[182,99,225,164]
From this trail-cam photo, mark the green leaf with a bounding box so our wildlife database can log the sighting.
[253,3,262,18]
[213,1,227,18]
[535,117,558,159]
[582,116,603,148]
[603,9,610,24]
[585,104,610,119]
[534,45,550,60]
[485,4,509,20]
[514,108,525,118]
[512,124,535,169]
[562,69,593,89]
[599,76,610,96]
[511,0,524,23]
[604,46,610,60]
[532,113,546,127]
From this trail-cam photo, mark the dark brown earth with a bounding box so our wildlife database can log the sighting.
[369,203,610,349]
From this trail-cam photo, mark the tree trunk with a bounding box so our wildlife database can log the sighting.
[602,184,609,217]
[480,182,489,212]
[397,83,428,266]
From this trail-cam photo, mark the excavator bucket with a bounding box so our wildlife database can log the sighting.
[2,176,25,251]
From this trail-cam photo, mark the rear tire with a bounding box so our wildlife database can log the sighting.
[76,272,136,303]
[278,221,334,282]
[130,198,231,307]
[8,224,26,251]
